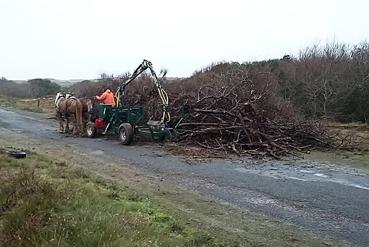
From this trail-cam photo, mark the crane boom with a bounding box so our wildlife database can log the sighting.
[116,60,170,124]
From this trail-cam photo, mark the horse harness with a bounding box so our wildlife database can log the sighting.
[55,95,78,120]
[64,96,78,119]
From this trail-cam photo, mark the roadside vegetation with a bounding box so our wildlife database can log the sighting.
[0,147,232,246]
[306,122,369,169]
[0,78,61,99]
[0,95,54,115]
[0,77,57,115]
[252,42,369,123]
[0,133,343,247]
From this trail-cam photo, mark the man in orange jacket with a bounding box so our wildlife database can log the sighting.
[96,88,116,107]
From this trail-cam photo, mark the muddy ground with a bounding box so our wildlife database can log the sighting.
[1,108,369,246]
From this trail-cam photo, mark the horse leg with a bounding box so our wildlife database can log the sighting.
[81,118,86,135]
[82,112,89,133]
[57,113,64,133]
[72,115,78,135]
[64,114,70,133]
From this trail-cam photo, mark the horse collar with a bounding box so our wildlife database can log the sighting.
[55,95,64,106]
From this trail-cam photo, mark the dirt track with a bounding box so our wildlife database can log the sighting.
[1,108,369,246]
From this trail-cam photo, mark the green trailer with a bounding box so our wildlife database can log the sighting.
[86,104,168,144]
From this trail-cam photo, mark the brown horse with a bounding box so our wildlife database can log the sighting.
[79,97,99,121]
[55,93,83,135]
[78,97,98,135]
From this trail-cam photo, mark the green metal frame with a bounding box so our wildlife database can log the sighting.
[97,104,167,139]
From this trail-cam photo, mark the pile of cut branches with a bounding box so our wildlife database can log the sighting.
[126,63,332,158]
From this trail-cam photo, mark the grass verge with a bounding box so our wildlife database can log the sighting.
[305,123,369,170]
[0,95,54,115]
[0,121,344,247]
[0,148,229,246]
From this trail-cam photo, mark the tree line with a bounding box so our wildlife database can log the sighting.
[249,42,369,122]
[0,78,61,98]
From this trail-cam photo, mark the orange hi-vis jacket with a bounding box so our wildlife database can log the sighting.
[96,89,116,107]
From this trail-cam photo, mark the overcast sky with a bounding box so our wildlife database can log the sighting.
[1,0,368,80]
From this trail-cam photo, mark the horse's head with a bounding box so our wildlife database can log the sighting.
[85,97,99,121]
[85,99,93,113]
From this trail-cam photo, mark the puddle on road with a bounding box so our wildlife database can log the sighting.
[233,161,369,192]
[90,150,105,156]
[286,176,309,182]
[314,173,329,178]
[234,167,248,173]
[300,169,314,173]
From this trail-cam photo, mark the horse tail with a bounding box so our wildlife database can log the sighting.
[76,99,83,134]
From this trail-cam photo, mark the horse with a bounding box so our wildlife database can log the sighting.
[55,92,83,135]
[79,97,99,123]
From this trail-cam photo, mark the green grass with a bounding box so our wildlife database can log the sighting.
[0,148,228,246]
[0,95,54,115]
[306,122,369,170]
[305,149,369,170]
[0,129,344,247]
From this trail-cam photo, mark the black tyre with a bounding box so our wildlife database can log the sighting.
[118,123,134,145]
[7,150,27,159]
[86,122,97,138]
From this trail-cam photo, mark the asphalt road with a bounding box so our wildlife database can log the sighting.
[1,108,369,246]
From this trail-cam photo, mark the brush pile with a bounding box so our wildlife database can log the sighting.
[125,63,331,158]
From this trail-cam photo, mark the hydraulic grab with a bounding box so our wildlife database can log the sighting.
[115,59,170,124]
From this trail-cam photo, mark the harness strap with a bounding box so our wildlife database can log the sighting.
[64,97,79,118]
[55,96,64,110]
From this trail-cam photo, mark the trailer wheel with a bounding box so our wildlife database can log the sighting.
[119,123,134,145]
[86,122,97,138]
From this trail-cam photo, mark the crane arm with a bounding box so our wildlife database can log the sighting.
[116,59,170,124]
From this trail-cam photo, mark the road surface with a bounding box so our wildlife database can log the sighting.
[1,108,368,246]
